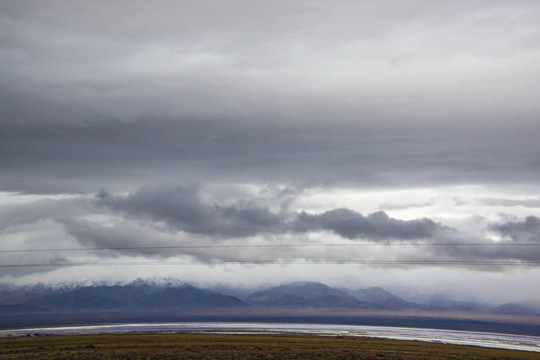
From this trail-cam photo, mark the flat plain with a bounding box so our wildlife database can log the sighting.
[1,333,539,360]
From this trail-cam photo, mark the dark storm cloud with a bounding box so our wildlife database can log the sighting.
[1,191,538,270]
[95,186,446,240]
[294,209,440,240]
[60,191,540,264]
[491,216,540,243]
[96,186,284,238]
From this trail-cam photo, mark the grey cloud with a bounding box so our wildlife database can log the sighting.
[0,198,93,231]
[378,199,435,210]
[294,209,441,240]
[2,187,537,271]
[479,198,540,208]
[2,1,539,127]
[428,233,540,263]
[2,1,540,194]
[0,255,71,279]
[61,218,181,258]
[2,118,540,195]
[454,197,540,208]
[96,186,285,238]
[61,218,293,263]
[59,199,540,265]
[2,0,540,288]
[400,215,540,262]
[491,216,540,243]
[453,197,470,206]
[96,186,446,240]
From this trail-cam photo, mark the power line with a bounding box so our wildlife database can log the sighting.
[1,242,539,253]
[1,260,539,268]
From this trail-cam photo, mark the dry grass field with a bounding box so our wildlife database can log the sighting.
[1,333,539,360]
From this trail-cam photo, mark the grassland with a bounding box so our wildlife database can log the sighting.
[1,333,539,359]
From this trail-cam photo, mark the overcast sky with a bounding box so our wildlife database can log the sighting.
[1,1,540,303]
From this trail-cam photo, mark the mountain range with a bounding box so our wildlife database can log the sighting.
[0,280,538,315]
[0,283,246,311]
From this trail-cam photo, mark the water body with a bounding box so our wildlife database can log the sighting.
[2,322,539,353]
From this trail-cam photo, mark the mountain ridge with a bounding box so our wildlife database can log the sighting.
[246,281,374,308]
[1,280,538,315]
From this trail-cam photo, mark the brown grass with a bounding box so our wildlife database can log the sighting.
[1,333,538,359]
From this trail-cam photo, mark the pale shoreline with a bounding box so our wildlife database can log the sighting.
[2,322,540,353]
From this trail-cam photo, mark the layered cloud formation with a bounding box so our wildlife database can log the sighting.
[1,187,538,268]
[95,186,442,240]
[1,1,540,300]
